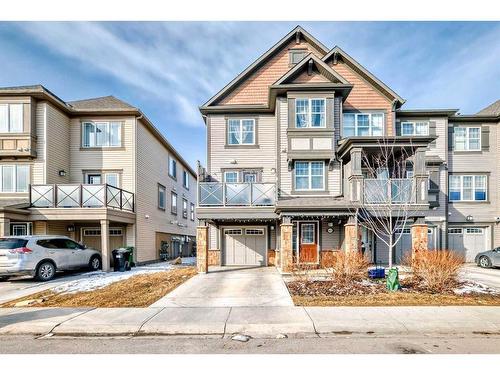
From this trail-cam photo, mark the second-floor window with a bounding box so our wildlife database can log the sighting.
[190,202,195,221]
[449,175,487,202]
[453,126,480,151]
[82,122,121,148]
[401,121,429,136]
[0,104,23,133]
[224,171,238,183]
[158,184,166,210]
[295,161,324,191]
[343,113,384,137]
[228,119,255,145]
[171,191,178,214]
[182,198,188,219]
[183,170,189,189]
[169,158,177,179]
[0,165,29,193]
[296,98,325,128]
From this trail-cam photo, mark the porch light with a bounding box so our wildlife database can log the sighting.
[466,215,473,222]
[67,225,75,232]
[58,170,67,177]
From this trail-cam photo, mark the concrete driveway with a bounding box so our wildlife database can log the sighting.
[460,263,500,291]
[151,266,294,307]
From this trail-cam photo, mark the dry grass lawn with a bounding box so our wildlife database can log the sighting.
[292,292,500,307]
[1,267,197,308]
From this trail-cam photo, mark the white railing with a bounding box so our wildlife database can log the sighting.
[363,178,414,204]
[30,184,135,212]
[198,182,275,207]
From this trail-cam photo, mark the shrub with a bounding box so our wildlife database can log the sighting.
[408,250,464,292]
[326,251,369,284]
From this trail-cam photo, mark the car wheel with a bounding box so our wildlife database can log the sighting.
[36,261,56,281]
[89,255,101,271]
[479,256,492,268]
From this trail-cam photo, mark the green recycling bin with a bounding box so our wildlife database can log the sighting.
[386,267,400,291]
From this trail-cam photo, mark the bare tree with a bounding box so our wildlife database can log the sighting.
[349,138,422,268]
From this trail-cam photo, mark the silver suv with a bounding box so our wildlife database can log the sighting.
[0,236,102,281]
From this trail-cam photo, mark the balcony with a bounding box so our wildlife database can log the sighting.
[362,178,414,204]
[30,184,134,212]
[198,182,276,207]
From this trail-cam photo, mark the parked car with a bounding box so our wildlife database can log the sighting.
[475,248,500,268]
[0,236,102,281]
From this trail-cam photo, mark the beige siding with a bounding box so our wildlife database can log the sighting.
[278,98,292,194]
[32,101,47,185]
[45,103,70,184]
[321,222,341,250]
[209,223,218,250]
[135,120,196,263]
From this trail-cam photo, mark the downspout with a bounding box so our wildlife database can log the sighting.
[133,113,143,263]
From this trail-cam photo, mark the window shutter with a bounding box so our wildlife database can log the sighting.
[448,126,454,151]
[288,98,296,128]
[395,121,401,136]
[481,126,490,151]
[429,121,437,148]
[326,97,334,129]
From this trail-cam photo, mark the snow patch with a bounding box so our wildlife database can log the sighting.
[454,281,499,295]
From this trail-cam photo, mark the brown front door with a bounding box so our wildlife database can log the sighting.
[299,222,318,263]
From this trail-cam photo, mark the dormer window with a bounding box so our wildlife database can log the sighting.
[289,49,307,65]
[296,98,325,128]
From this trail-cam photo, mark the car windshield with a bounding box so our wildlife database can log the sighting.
[0,238,28,249]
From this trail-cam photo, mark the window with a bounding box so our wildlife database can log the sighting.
[158,184,166,210]
[82,122,121,147]
[171,192,177,214]
[82,228,122,236]
[245,228,264,235]
[224,171,239,183]
[227,119,255,145]
[448,228,463,234]
[454,127,481,151]
[243,172,257,183]
[466,227,484,234]
[109,228,123,236]
[190,203,195,221]
[183,170,189,189]
[301,223,315,244]
[86,174,101,184]
[182,198,188,219]
[401,121,429,136]
[0,104,23,133]
[449,175,487,201]
[0,165,29,192]
[289,49,307,65]
[169,158,177,179]
[105,173,119,187]
[295,161,324,191]
[295,98,325,128]
[224,229,242,235]
[342,113,384,136]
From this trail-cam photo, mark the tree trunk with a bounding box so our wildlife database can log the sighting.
[388,215,393,268]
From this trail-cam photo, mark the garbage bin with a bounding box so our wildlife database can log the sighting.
[112,249,126,272]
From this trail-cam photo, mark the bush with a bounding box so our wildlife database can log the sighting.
[326,251,369,284]
[408,250,464,292]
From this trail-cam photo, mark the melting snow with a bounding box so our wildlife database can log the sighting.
[51,258,196,294]
[454,281,499,295]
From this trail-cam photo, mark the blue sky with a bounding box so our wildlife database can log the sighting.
[0,21,498,168]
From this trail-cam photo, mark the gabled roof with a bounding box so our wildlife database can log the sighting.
[68,96,137,111]
[273,53,350,86]
[201,25,329,108]
[476,99,500,117]
[322,46,406,106]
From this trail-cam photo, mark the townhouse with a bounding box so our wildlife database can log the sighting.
[0,85,196,270]
[196,26,500,273]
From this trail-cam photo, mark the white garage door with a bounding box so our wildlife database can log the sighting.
[395,227,436,264]
[448,227,488,262]
[223,228,266,266]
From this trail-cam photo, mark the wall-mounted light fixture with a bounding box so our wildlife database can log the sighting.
[58,170,67,177]
[66,225,75,232]
[466,215,473,222]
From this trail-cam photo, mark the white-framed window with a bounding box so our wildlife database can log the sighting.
[401,121,429,136]
[227,119,255,145]
[168,157,177,179]
[0,165,29,193]
[0,103,23,133]
[171,191,177,214]
[245,228,265,235]
[453,126,481,151]
[342,113,384,136]
[296,98,326,128]
[448,228,463,234]
[182,170,189,189]
[295,161,325,191]
[182,198,188,219]
[465,227,484,234]
[224,171,239,183]
[82,121,121,148]
[224,228,242,235]
[158,184,166,210]
[300,223,315,244]
[289,49,307,65]
[105,173,119,187]
[449,175,487,201]
[190,202,195,221]
[243,172,257,183]
[83,228,123,236]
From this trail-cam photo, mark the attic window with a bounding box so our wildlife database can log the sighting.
[289,49,307,65]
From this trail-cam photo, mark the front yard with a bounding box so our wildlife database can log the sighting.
[1,259,197,308]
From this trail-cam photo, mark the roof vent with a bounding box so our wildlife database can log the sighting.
[308,59,313,75]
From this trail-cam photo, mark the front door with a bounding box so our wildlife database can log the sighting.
[299,222,318,263]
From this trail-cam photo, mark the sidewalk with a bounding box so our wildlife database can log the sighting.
[1,306,499,337]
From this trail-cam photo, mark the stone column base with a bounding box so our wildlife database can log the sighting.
[196,226,209,273]
[280,223,293,273]
[411,223,428,257]
[344,223,361,253]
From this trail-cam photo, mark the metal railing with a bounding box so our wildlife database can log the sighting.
[30,184,135,212]
[363,178,414,204]
[198,182,276,207]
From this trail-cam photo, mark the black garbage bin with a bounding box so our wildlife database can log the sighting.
[112,249,127,272]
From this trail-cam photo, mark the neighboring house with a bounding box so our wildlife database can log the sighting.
[196,26,500,273]
[0,85,196,270]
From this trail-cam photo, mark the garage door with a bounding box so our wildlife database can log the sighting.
[395,227,436,264]
[223,228,266,266]
[81,227,125,251]
[448,227,488,262]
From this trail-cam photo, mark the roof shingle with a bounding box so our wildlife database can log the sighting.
[476,100,500,116]
[68,96,136,111]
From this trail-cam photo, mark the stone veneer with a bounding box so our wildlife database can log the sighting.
[411,223,429,256]
[344,223,361,253]
[267,249,276,266]
[280,223,293,273]
[196,226,208,273]
[319,250,340,268]
[208,249,220,266]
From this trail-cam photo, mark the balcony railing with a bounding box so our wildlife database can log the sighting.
[198,182,276,207]
[363,178,414,204]
[30,184,134,212]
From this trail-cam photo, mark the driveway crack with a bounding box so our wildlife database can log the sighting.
[302,307,319,336]
[135,307,166,336]
[223,307,232,337]
[44,307,97,336]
